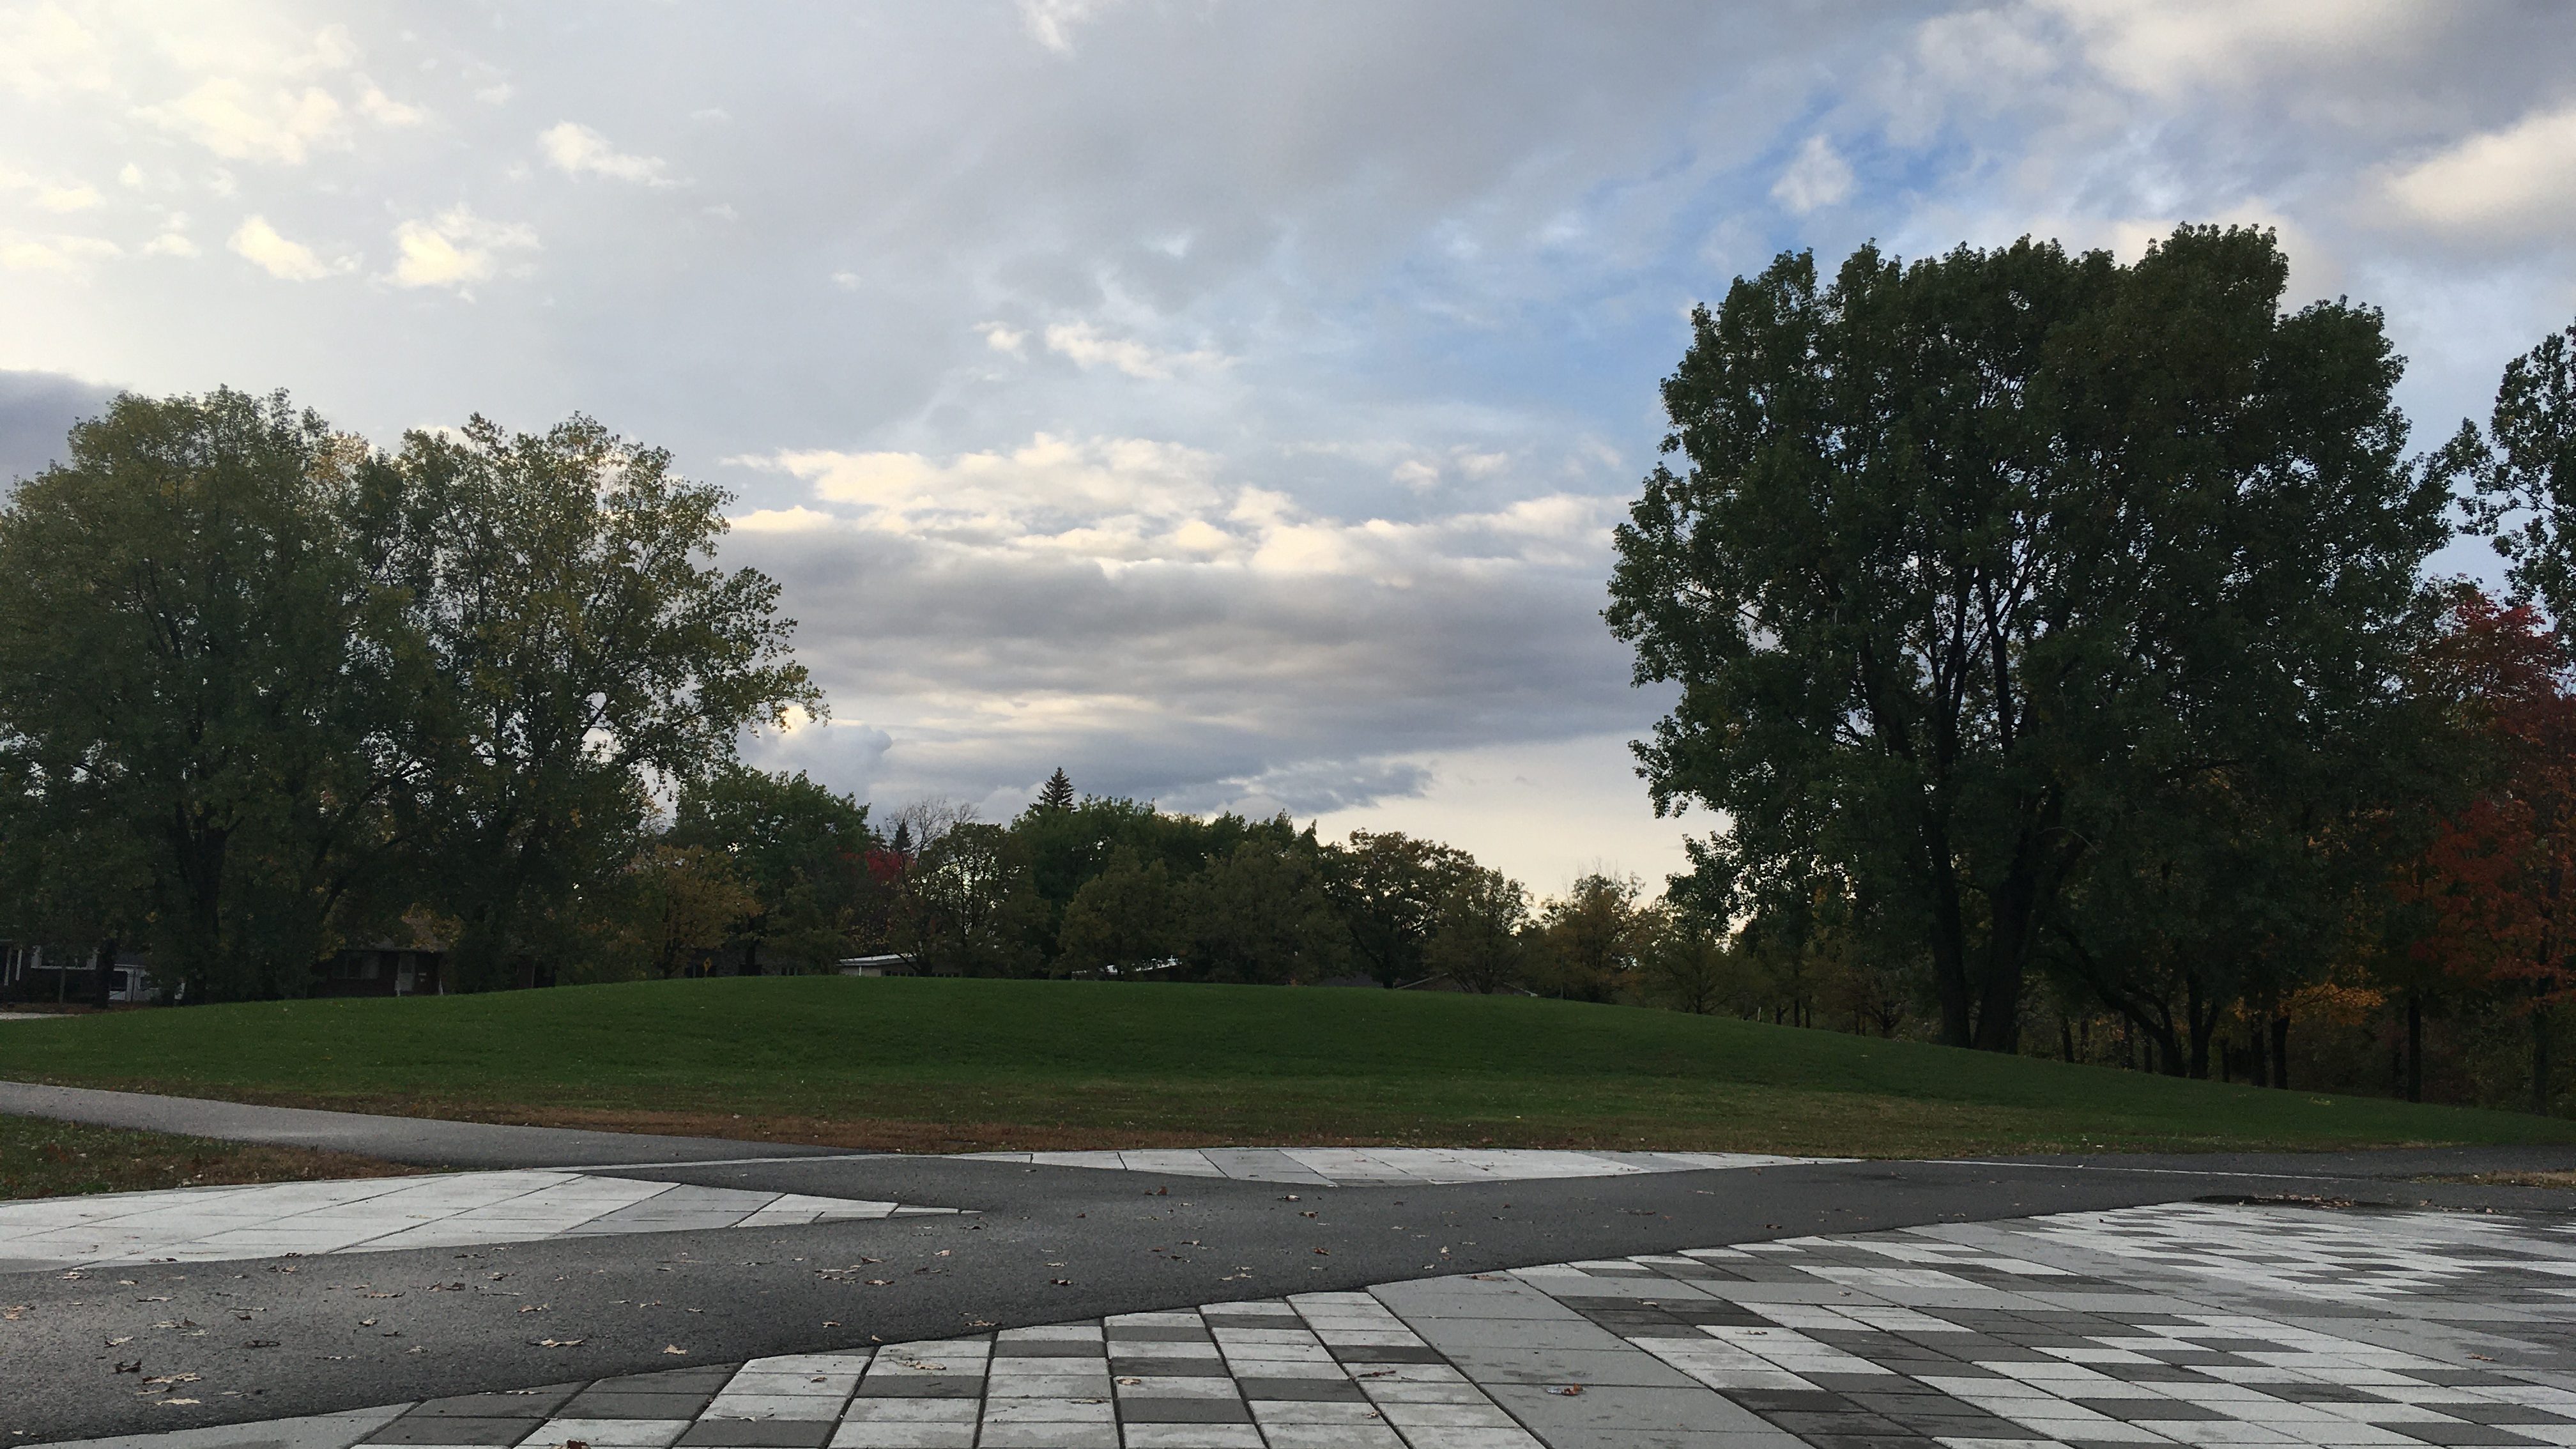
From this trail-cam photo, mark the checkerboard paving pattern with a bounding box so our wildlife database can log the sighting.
[0,1171,960,1273]
[959,1147,1837,1188]
[306,1202,2576,1449]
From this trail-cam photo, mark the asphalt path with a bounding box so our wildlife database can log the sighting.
[6,1085,2576,1443]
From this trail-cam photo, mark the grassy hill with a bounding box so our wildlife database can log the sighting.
[1,976,2567,1156]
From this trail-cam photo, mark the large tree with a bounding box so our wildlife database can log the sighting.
[0,390,432,1000]
[381,416,819,990]
[1320,830,1476,988]
[1608,227,2448,1050]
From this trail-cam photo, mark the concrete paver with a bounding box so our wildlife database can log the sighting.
[42,1201,2576,1449]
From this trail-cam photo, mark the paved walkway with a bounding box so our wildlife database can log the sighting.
[0,1172,960,1273]
[958,1149,1835,1188]
[58,1200,2576,1449]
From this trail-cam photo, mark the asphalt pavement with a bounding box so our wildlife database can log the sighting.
[4,1085,2573,1445]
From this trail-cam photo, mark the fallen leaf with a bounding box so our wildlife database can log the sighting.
[535,1338,585,1348]
[113,1360,141,1374]
[663,1346,689,1355]
[244,1340,279,1349]
[158,1399,201,1407]
[1052,1278,1073,1286]
[1551,1386,1585,1397]
[105,1337,133,1347]
[1117,1376,1144,1386]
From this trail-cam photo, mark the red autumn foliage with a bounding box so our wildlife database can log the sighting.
[2395,594,2576,1019]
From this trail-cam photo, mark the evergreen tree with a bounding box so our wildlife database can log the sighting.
[1037,768,1076,812]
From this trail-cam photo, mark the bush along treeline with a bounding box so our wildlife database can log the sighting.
[1609,224,2576,1116]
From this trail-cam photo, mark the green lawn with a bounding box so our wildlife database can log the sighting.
[0,977,2568,1158]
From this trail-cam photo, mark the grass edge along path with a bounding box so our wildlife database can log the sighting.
[0,1114,416,1202]
[0,976,2569,1159]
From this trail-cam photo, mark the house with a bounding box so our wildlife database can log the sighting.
[1,942,159,1004]
[314,941,447,997]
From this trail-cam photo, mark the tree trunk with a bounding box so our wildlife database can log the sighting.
[91,939,118,1008]
[2248,1022,2268,1088]
[2061,1017,2076,1063]
[2269,1013,2290,1089]
[2535,998,2555,1117]
[2406,994,2423,1104]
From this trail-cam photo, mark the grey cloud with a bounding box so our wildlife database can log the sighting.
[726,522,1664,815]
[0,371,116,489]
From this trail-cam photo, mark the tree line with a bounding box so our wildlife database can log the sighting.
[13,224,2576,1122]
[1607,224,2576,1115]
[0,392,815,1001]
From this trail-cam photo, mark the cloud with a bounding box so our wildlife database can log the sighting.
[387,206,539,289]
[357,84,427,126]
[712,430,1641,817]
[140,80,348,164]
[2034,0,2439,97]
[539,122,671,184]
[978,321,1029,356]
[143,232,198,257]
[1042,321,1229,379]
[0,234,120,272]
[1019,0,1116,55]
[2382,104,2576,240]
[0,369,117,486]
[0,3,110,98]
[227,215,342,279]
[32,183,102,213]
[1771,135,1853,214]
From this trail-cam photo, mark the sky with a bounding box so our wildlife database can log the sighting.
[3,1,2573,896]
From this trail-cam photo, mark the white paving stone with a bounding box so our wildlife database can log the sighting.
[960,1146,1839,1186]
[0,1169,954,1270]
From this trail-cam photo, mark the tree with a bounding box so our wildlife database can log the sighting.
[606,843,762,981]
[381,415,818,990]
[1639,907,1736,1015]
[1056,846,1178,974]
[670,764,873,972]
[1607,226,2448,1050]
[897,822,1042,976]
[0,389,433,1000]
[2464,317,2576,627]
[1321,831,1477,988]
[2389,594,2576,1114]
[1036,768,1076,813]
[1525,872,1649,1002]
[1425,867,1527,993]
[1179,837,1344,985]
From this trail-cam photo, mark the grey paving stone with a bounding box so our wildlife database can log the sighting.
[1112,1399,1252,1424]
[404,1390,581,1420]
[1434,1344,1703,1386]
[363,1420,537,1446]
[558,1393,721,1420]
[672,1420,835,1449]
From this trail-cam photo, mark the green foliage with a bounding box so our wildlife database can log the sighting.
[383,415,819,990]
[0,390,428,1000]
[0,392,816,1000]
[1322,830,1476,987]
[1178,835,1345,984]
[2463,319,2576,627]
[1425,866,1528,993]
[670,763,871,972]
[1524,872,1649,1002]
[1609,226,2450,1051]
[1056,847,1177,975]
